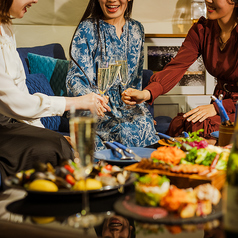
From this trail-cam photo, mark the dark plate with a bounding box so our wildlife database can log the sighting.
[94,147,156,166]
[4,173,136,200]
[114,193,223,224]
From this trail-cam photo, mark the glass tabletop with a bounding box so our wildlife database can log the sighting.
[0,187,227,238]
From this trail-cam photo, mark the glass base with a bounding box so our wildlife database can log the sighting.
[67,211,114,229]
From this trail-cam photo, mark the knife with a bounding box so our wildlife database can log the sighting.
[104,142,133,160]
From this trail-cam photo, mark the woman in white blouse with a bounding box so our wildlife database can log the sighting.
[0,0,110,190]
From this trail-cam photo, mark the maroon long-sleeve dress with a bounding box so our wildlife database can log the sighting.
[145,17,238,139]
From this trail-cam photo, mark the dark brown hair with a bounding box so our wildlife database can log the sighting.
[0,0,13,24]
[80,0,134,23]
[230,0,238,17]
[69,0,134,85]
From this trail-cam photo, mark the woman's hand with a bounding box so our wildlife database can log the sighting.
[121,88,151,105]
[66,93,111,117]
[183,104,217,123]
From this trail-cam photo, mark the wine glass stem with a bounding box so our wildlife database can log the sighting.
[81,178,89,216]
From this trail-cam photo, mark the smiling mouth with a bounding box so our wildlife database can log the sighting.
[206,6,216,11]
[106,5,120,11]
[109,223,122,228]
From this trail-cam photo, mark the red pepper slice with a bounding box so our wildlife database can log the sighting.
[64,164,74,174]
[210,154,220,170]
[65,174,75,185]
[98,172,112,177]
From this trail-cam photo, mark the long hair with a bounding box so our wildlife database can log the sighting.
[0,0,13,24]
[80,0,134,23]
[69,0,134,86]
[230,0,238,17]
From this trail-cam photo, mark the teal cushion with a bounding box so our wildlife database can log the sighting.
[27,53,69,96]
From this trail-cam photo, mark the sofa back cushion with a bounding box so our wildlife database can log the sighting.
[25,73,62,131]
[17,43,67,75]
[27,53,69,96]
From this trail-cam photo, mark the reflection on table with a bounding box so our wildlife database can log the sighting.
[0,186,227,238]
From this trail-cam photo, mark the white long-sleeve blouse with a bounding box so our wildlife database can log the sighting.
[0,24,66,127]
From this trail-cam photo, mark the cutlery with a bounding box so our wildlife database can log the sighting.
[211,96,232,126]
[182,131,189,138]
[112,142,142,161]
[156,132,181,144]
[104,142,134,160]
[156,132,192,151]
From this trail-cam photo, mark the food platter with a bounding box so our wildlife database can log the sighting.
[94,147,156,165]
[4,173,136,200]
[114,193,223,224]
[124,163,226,190]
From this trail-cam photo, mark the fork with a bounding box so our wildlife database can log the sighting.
[104,142,134,160]
[112,142,142,161]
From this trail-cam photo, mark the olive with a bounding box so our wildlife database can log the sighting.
[29,172,47,182]
[55,176,72,189]
[33,161,48,172]
[55,166,70,178]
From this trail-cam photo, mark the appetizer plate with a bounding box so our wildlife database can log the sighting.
[94,147,156,166]
[4,173,136,200]
[114,193,223,224]
[210,131,219,139]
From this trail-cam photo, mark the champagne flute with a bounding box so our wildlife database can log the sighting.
[105,55,121,95]
[97,58,111,97]
[116,55,128,91]
[68,107,104,229]
[116,56,135,110]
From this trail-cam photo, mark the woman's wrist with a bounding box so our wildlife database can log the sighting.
[142,90,151,101]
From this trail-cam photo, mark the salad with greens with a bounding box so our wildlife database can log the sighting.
[174,129,208,149]
[180,145,230,170]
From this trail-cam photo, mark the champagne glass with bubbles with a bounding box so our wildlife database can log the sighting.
[68,107,105,229]
[97,58,111,97]
[116,55,135,109]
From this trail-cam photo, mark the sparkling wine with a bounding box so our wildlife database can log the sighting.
[109,63,121,86]
[70,116,96,177]
[116,60,128,87]
[97,67,110,96]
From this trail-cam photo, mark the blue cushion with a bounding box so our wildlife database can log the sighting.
[154,116,173,134]
[27,53,69,96]
[25,74,61,131]
[17,43,67,75]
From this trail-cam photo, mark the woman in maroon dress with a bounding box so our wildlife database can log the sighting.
[122,0,238,139]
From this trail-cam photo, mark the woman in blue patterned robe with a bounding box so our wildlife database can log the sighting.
[66,0,159,151]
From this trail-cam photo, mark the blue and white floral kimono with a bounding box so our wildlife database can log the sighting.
[66,18,159,151]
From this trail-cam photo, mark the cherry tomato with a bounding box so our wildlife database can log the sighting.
[65,174,75,185]
[104,164,112,171]
[64,164,74,174]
